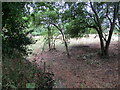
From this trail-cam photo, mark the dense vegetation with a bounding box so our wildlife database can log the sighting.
[2,2,54,89]
[2,1,119,89]
[28,2,119,57]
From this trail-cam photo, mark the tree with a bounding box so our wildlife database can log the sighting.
[47,24,52,50]
[62,2,88,38]
[32,2,70,57]
[62,2,119,57]
[52,23,70,57]
[2,2,33,58]
[2,2,54,88]
[87,2,119,57]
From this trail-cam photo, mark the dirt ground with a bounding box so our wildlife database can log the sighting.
[28,35,119,88]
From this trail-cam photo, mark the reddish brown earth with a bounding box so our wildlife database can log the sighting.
[28,41,118,88]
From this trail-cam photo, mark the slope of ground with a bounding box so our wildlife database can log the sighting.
[27,34,118,88]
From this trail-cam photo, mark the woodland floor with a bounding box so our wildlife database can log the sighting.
[27,34,119,88]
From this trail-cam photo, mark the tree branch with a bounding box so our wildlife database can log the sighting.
[90,2,106,42]
[90,2,102,32]
[102,32,107,42]
[105,2,119,48]
[106,3,112,26]
[51,23,62,32]
[88,12,98,26]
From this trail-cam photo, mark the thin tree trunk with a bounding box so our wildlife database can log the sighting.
[104,2,119,56]
[60,31,70,57]
[48,25,51,50]
[96,30,105,56]
[90,2,106,57]
[52,23,70,57]
[53,34,60,49]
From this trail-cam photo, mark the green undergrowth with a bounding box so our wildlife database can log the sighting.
[2,55,54,89]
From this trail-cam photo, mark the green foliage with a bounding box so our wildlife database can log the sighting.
[2,2,34,58]
[26,83,36,88]
[113,27,120,34]
[2,2,54,89]
[65,20,87,38]
[2,2,118,88]
[63,2,88,38]
[89,28,97,34]
[80,83,83,88]
[2,57,54,89]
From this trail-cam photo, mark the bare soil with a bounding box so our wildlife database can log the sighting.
[28,35,118,88]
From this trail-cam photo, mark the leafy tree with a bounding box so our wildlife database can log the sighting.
[86,2,119,57]
[31,2,70,57]
[64,2,119,57]
[2,2,54,89]
[61,2,119,57]
[62,2,88,38]
[2,2,33,58]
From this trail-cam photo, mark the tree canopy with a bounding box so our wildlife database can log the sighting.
[2,1,119,88]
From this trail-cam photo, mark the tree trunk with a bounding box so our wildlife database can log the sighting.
[90,2,119,58]
[104,2,119,57]
[53,40,56,49]
[90,2,106,57]
[52,23,70,57]
[48,26,51,50]
[97,30,106,57]
[61,31,70,57]
[104,46,109,56]
[104,31,112,57]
